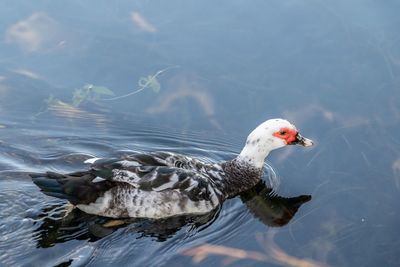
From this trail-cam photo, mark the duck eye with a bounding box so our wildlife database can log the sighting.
[280,131,286,135]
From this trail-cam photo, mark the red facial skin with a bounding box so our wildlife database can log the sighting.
[272,127,298,144]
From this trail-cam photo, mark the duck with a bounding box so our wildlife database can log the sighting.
[31,118,313,219]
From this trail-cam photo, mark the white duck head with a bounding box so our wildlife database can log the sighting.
[237,118,313,169]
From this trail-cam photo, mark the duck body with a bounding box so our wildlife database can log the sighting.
[31,118,313,219]
[32,152,261,219]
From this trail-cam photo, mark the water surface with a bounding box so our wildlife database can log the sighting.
[1,0,400,266]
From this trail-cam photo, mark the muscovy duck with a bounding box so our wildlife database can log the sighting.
[31,118,313,219]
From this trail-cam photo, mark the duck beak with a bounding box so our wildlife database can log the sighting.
[293,133,314,147]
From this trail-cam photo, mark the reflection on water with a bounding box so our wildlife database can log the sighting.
[32,202,218,246]
[5,12,62,53]
[146,73,223,131]
[240,181,311,227]
[130,11,157,33]
[1,0,400,266]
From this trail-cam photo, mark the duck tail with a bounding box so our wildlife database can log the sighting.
[30,171,114,205]
[31,171,83,204]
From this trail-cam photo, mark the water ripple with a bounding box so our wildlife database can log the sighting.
[0,117,307,267]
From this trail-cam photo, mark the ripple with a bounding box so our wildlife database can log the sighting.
[0,116,306,267]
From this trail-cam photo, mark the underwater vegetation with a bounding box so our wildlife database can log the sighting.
[43,67,170,110]
[36,67,175,121]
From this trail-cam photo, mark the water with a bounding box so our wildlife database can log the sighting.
[1,0,400,266]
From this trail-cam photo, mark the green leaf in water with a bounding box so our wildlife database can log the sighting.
[138,75,161,93]
[72,84,115,106]
[101,67,178,101]
[90,85,115,96]
[72,88,88,107]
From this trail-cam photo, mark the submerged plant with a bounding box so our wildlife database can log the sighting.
[72,84,114,106]
[36,66,177,118]
[103,66,179,101]
[44,94,58,106]
[138,74,161,93]
[34,84,114,119]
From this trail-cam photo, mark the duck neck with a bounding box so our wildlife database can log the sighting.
[237,143,270,169]
[220,159,263,198]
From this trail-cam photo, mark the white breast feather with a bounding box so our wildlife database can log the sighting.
[76,187,218,219]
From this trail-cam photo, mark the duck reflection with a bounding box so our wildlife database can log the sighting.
[32,181,311,247]
[240,181,311,227]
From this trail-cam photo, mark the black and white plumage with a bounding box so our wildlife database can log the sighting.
[31,119,313,219]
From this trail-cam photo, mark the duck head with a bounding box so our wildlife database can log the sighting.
[237,118,313,169]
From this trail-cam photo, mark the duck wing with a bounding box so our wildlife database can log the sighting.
[88,156,221,202]
[90,151,214,173]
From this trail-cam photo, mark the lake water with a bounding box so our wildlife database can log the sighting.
[1,1,400,266]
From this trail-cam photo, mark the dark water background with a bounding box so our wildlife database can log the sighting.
[1,0,400,266]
